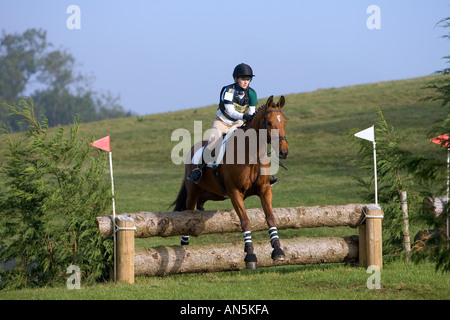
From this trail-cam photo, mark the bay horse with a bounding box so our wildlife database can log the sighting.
[171,95,288,269]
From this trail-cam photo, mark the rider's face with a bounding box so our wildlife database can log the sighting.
[235,77,251,89]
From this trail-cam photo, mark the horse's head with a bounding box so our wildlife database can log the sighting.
[263,96,289,159]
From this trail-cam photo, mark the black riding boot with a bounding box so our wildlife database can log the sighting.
[270,176,278,186]
[187,162,207,184]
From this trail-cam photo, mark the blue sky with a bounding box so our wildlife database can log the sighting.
[1,0,449,115]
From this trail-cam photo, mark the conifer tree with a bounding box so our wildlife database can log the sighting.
[0,98,113,289]
[351,107,417,262]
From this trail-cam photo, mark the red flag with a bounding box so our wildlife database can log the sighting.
[91,135,111,152]
[430,133,450,148]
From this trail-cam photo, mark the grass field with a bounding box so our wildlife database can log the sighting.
[1,261,448,300]
[1,75,449,300]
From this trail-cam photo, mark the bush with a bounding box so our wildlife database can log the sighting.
[0,98,113,289]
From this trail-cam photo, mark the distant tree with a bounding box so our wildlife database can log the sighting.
[0,29,48,131]
[0,28,133,131]
[0,29,44,101]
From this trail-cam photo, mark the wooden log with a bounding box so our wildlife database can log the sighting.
[365,204,383,270]
[97,204,367,238]
[134,236,359,276]
[116,216,135,284]
[399,191,411,263]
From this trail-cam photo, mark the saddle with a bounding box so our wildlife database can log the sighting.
[191,129,237,198]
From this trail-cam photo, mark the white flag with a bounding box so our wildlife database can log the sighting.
[355,126,374,142]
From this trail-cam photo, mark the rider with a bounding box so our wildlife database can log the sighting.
[187,63,278,186]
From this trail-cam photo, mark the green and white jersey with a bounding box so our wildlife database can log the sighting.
[217,83,257,124]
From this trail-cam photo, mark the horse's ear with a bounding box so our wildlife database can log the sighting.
[266,96,274,108]
[277,96,285,109]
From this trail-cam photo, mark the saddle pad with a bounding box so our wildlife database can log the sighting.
[191,139,226,167]
[191,125,239,167]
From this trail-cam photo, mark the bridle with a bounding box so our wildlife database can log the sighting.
[261,108,288,171]
[262,109,288,145]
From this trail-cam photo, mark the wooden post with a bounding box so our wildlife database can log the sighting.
[116,215,135,284]
[358,223,367,267]
[365,204,383,270]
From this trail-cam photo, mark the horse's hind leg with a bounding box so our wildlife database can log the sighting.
[242,231,257,269]
[181,235,190,245]
[180,182,200,246]
[196,201,205,211]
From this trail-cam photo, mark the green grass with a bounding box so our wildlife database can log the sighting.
[1,75,449,300]
[1,261,448,300]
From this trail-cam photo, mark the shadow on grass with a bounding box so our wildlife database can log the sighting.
[218,261,360,278]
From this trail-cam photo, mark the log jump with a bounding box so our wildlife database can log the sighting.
[96,204,367,238]
[135,236,359,276]
[96,204,383,283]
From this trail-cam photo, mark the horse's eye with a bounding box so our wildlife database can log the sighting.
[267,121,272,126]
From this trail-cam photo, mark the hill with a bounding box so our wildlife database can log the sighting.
[68,75,445,214]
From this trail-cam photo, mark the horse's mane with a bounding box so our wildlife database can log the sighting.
[242,102,270,131]
[253,103,269,119]
[255,104,266,113]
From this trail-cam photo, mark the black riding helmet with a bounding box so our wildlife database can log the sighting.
[233,63,255,79]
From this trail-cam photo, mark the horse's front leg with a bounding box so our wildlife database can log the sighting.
[260,187,285,262]
[228,190,258,269]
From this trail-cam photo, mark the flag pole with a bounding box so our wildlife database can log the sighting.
[373,140,378,206]
[90,135,118,278]
[109,151,117,281]
[354,126,378,206]
[447,147,449,249]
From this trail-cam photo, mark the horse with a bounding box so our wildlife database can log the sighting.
[171,95,289,269]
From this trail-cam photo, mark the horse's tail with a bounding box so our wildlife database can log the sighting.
[169,180,187,211]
